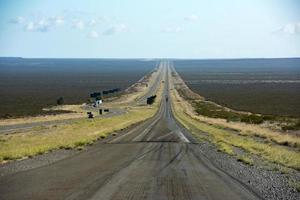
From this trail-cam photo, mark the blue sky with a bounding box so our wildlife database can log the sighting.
[0,0,299,58]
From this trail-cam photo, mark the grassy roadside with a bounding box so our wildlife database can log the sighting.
[107,66,160,107]
[172,72,300,149]
[192,99,300,132]
[0,67,164,163]
[171,81,300,171]
[0,106,156,162]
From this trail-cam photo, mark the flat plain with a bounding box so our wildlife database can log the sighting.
[0,58,156,118]
[174,58,300,117]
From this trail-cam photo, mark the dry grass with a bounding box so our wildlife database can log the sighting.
[236,155,254,166]
[0,111,84,126]
[172,73,300,149]
[109,67,161,106]
[170,77,300,170]
[295,182,300,192]
[0,106,156,162]
[0,67,165,163]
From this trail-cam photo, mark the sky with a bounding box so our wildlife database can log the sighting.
[0,0,299,58]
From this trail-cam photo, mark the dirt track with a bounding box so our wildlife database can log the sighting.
[0,61,262,200]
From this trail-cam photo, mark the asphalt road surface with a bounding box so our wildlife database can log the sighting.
[135,62,164,105]
[0,61,262,200]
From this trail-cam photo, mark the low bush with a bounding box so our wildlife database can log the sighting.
[172,97,300,170]
[195,101,265,124]
[236,155,254,166]
[282,120,300,131]
[240,115,264,124]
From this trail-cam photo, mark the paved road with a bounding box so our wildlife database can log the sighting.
[135,62,164,105]
[0,61,262,200]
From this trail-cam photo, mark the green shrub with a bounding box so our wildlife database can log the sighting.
[240,115,264,124]
[282,120,300,131]
[195,101,265,124]
[56,97,64,105]
[74,141,88,147]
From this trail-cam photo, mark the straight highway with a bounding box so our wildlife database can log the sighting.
[0,61,262,200]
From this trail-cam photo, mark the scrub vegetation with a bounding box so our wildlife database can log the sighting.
[171,71,300,171]
[0,106,157,162]
[0,63,163,163]
[177,85,300,132]
[175,58,300,117]
[0,58,156,118]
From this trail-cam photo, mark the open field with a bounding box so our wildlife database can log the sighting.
[0,63,164,162]
[170,65,300,170]
[0,58,156,118]
[0,61,266,200]
[0,106,156,162]
[174,58,300,117]
[0,61,299,200]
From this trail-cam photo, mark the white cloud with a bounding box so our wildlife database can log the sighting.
[25,22,35,31]
[10,12,125,38]
[162,26,184,33]
[276,22,300,35]
[102,24,128,35]
[184,14,199,22]
[22,16,64,32]
[88,30,99,38]
[88,19,97,26]
[52,16,64,25]
[9,16,26,24]
[24,19,51,32]
[75,17,106,28]
[116,24,128,32]
[73,20,85,30]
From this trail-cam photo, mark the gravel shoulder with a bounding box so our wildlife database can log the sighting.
[169,61,300,200]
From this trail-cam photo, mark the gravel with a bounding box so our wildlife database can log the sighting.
[0,149,78,177]
[0,132,299,200]
[196,141,300,200]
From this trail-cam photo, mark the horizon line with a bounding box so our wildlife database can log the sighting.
[1,56,300,60]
